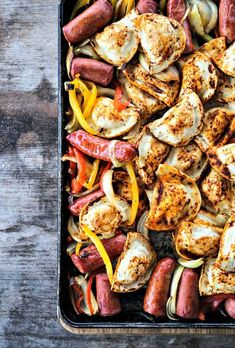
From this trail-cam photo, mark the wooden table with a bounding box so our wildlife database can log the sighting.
[0,0,234,346]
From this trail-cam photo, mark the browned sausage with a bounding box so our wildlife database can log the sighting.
[225,298,235,319]
[69,189,105,216]
[96,273,122,316]
[136,0,158,14]
[71,58,114,86]
[219,0,235,43]
[66,130,137,163]
[71,233,126,273]
[63,0,113,44]
[176,268,199,319]
[167,0,195,54]
[143,257,176,317]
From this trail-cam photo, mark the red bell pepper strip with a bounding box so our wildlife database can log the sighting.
[68,146,77,178]
[114,84,130,112]
[86,273,95,315]
[71,148,86,194]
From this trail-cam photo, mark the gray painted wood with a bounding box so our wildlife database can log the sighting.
[0,0,235,347]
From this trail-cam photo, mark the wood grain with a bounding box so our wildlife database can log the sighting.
[0,0,235,347]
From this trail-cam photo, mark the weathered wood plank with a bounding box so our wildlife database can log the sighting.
[0,0,234,347]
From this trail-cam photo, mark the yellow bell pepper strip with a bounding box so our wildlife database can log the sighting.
[84,159,100,190]
[82,225,113,283]
[75,242,83,255]
[75,77,91,113]
[126,0,135,14]
[126,161,139,226]
[71,148,87,194]
[83,82,97,118]
[65,79,99,135]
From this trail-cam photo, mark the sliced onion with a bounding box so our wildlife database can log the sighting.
[166,265,185,320]
[97,86,115,98]
[188,3,206,37]
[74,276,98,315]
[102,169,130,222]
[66,241,77,256]
[71,183,100,198]
[76,38,90,47]
[180,6,190,24]
[198,0,218,34]
[101,231,116,239]
[166,297,178,321]
[137,211,149,239]
[61,155,77,163]
[144,189,153,204]
[178,257,204,268]
[68,216,85,243]
[108,140,124,168]
[66,45,74,79]
[74,44,101,60]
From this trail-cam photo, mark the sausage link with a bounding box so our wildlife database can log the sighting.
[96,273,122,316]
[69,189,105,216]
[63,0,113,44]
[143,257,176,317]
[176,268,199,319]
[66,130,137,162]
[219,0,235,43]
[136,0,158,14]
[225,298,235,319]
[71,233,126,273]
[71,58,114,86]
[167,0,194,54]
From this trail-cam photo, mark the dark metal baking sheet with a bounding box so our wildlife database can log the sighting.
[57,0,235,333]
